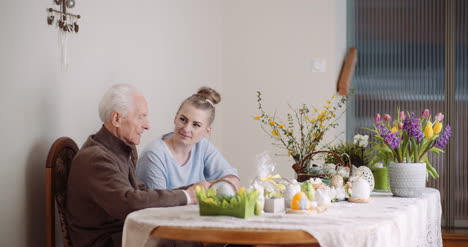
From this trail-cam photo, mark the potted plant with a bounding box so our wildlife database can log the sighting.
[254,91,350,181]
[324,134,370,168]
[367,109,452,197]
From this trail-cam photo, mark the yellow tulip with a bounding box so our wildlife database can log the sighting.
[424,121,434,138]
[391,127,398,133]
[433,122,443,134]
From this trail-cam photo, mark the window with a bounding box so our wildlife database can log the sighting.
[347,0,468,227]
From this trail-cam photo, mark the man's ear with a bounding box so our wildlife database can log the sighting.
[111,112,121,127]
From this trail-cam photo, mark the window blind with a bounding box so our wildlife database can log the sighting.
[347,0,467,227]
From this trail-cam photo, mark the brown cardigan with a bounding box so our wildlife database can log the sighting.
[66,126,187,247]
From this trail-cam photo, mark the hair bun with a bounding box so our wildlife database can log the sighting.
[197,87,221,105]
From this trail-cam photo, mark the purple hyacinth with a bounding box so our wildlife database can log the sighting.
[436,125,451,149]
[376,122,401,149]
[403,113,424,143]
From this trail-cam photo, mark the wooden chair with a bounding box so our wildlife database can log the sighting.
[46,137,79,247]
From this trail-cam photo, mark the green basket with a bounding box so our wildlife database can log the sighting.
[196,179,259,219]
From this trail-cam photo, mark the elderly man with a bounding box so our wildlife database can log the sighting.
[66,84,209,247]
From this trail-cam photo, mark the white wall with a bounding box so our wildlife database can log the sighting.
[222,0,348,184]
[0,1,346,246]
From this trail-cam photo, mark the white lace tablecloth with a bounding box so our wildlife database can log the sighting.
[123,188,442,247]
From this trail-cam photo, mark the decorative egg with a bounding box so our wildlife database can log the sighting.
[351,179,371,199]
[357,166,375,191]
[212,181,236,197]
[291,192,310,210]
[330,175,344,188]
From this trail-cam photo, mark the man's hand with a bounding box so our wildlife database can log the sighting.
[186,180,211,204]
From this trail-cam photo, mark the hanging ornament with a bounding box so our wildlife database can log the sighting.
[74,18,79,33]
[47,0,80,71]
[58,17,64,28]
[66,0,76,9]
[47,13,54,25]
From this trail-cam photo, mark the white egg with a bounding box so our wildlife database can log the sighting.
[330,175,344,188]
[212,181,236,197]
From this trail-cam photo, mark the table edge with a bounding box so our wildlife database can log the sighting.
[150,225,319,245]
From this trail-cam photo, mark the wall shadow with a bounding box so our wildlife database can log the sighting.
[25,138,50,247]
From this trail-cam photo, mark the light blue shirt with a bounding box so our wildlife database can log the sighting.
[136,133,239,189]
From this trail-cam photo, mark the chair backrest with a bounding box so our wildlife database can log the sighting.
[46,137,79,247]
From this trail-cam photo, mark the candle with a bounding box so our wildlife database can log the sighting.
[373,167,390,191]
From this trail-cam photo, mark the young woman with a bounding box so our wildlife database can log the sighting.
[136,87,240,190]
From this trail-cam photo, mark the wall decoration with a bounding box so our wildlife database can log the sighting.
[337,47,357,96]
[47,0,81,70]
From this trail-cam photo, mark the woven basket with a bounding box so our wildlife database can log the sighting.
[292,150,351,182]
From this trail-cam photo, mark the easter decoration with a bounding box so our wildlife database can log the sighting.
[285,179,329,215]
[196,179,259,219]
[284,179,302,207]
[347,175,372,203]
[251,152,288,213]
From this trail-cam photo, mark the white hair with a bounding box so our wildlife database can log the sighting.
[98,84,139,122]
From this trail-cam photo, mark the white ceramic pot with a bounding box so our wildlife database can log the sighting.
[388,162,426,197]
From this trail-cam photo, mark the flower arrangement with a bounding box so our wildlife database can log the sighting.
[367,109,452,178]
[254,91,349,173]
